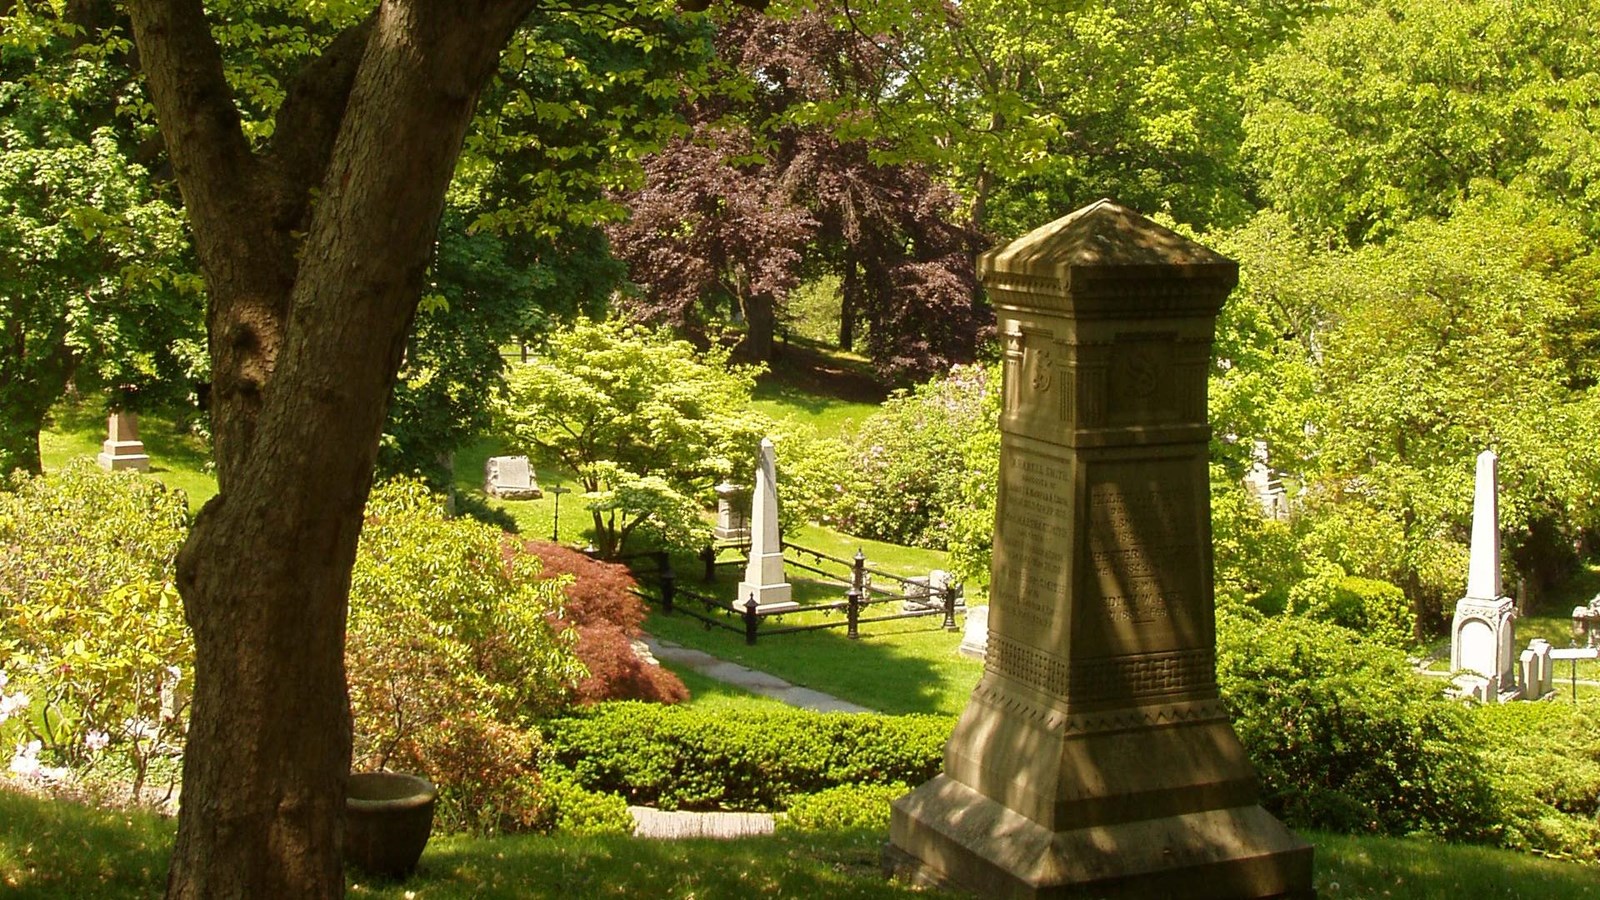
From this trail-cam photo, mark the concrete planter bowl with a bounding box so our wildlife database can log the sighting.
[345,772,437,879]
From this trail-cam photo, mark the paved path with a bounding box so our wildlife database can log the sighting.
[640,635,873,714]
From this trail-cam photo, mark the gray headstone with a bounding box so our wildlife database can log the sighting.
[484,455,542,500]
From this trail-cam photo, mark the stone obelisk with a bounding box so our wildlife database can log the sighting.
[737,438,796,613]
[1450,450,1517,702]
[887,200,1313,898]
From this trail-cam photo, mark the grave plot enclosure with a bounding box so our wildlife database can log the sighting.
[888,201,1313,898]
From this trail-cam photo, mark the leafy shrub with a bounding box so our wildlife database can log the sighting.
[822,364,996,549]
[346,479,587,834]
[1288,571,1415,650]
[778,782,906,833]
[0,462,191,796]
[542,702,949,811]
[1474,700,1600,861]
[1216,611,1496,839]
[521,541,687,705]
[539,767,635,836]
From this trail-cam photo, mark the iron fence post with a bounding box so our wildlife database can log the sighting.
[744,595,760,646]
[847,585,861,640]
[700,545,717,582]
[943,581,960,631]
[658,550,676,615]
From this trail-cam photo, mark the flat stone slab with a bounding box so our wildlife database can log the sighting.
[629,806,774,839]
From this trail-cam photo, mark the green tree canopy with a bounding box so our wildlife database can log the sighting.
[496,317,770,555]
[0,4,203,476]
[1243,0,1600,246]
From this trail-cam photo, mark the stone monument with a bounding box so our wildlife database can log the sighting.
[958,606,989,660]
[1449,450,1518,703]
[887,200,1313,898]
[97,411,151,472]
[484,455,542,500]
[736,438,796,613]
[713,481,751,541]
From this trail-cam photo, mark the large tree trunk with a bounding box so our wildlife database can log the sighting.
[739,292,776,362]
[126,2,533,897]
[0,413,44,476]
[837,260,857,352]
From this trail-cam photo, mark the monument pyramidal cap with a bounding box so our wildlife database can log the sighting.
[886,199,1314,898]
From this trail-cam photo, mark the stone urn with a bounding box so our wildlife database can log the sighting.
[344,771,437,879]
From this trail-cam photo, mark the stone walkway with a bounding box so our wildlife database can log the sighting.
[639,635,873,714]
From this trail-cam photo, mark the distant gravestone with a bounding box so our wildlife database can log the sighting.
[484,456,542,500]
[1519,638,1553,699]
[97,411,150,472]
[736,438,796,613]
[903,570,963,612]
[1450,450,1518,703]
[1243,440,1289,520]
[887,200,1313,898]
[713,481,750,541]
[957,606,989,660]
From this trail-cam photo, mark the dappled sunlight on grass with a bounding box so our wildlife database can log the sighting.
[354,829,948,900]
[1311,830,1599,899]
[647,606,982,716]
[0,787,173,899]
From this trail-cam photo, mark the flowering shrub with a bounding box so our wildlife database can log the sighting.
[347,478,587,834]
[521,541,687,705]
[820,364,997,549]
[0,462,191,796]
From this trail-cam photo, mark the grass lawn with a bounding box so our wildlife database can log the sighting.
[39,399,218,511]
[752,337,886,436]
[647,608,982,717]
[6,789,1598,900]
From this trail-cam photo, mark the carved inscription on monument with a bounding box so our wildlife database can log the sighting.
[992,450,1073,631]
[1077,462,1204,656]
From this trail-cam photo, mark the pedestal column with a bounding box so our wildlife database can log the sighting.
[888,200,1313,899]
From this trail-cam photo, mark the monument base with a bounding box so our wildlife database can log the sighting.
[888,775,1314,899]
[98,441,150,472]
[735,581,798,614]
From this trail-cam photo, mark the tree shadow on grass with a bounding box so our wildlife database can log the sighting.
[758,339,888,408]
[382,829,955,900]
[0,789,173,900]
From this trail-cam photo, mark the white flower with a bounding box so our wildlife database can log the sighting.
[0,690,29,721]
[9,740,41,778]
[0,670,8,690]
[122,718,157,741]
[85,730,111,752]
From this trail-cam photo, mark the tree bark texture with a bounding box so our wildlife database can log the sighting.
[125,1,533,897]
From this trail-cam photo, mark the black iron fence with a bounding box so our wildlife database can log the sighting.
[613,542,965,645]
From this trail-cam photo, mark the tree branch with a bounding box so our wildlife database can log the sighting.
[261,14,378,233]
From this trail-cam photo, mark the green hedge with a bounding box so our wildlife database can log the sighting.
[778,782,908,833]
[541,703,948,811]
